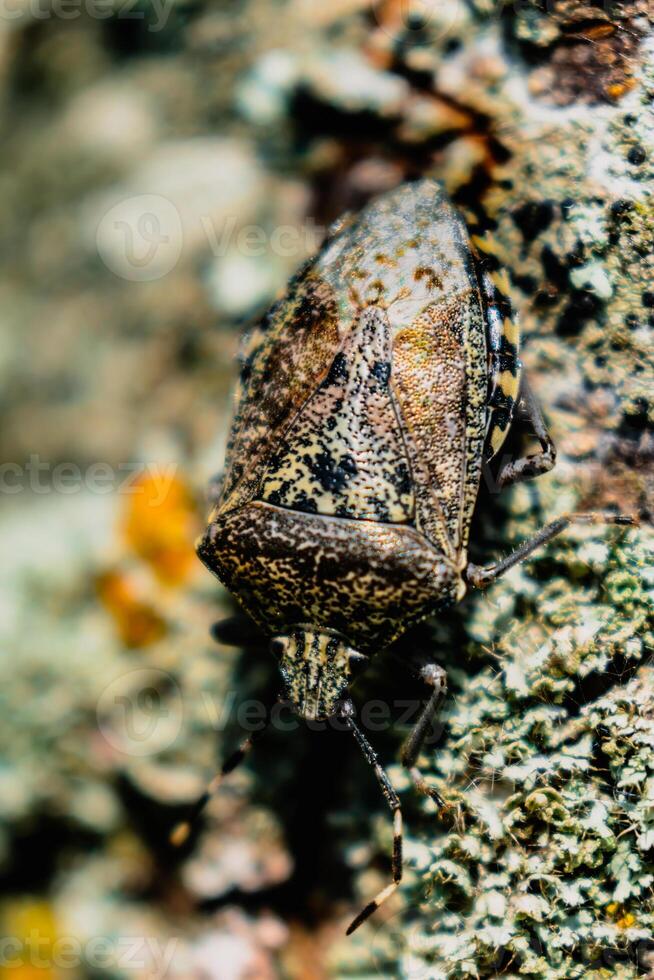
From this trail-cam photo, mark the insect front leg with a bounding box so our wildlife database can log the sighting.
[400,663,447,807]
[466,512,638,589]
[494,375,556,489]
[342,703,403,935]
[169,725,268,847]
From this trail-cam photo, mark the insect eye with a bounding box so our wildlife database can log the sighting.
[270,637,287,659]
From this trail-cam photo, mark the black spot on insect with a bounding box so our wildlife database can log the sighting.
[488,387,514,414]
[287,275,339,339]
[239,354,254,384]
[566,240,587,270]
[294,291,321,329]
[534,285,560,309]
[610,199,634,217]
[472,244,500,273]
[560,198,576,220]
[292,492,318,515]
[513,274,537,295]
[309,452,358,493]
[620,397,650,435]
[266,450,284,472]
[557,289,603,336]
[371,360,391,385]
[627,145,646,166]
[393,463,412,496]
[493,291,513,322]
[326,352,348,386]
[266,489,282,507]
[498,337,519,373]
[642,291,654,308]
[512,201,554,243]
[541,245,570,291]
[625,313,640,330]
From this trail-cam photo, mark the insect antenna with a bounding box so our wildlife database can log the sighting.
[169,725,268,847]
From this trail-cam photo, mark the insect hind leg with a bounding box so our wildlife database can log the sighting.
[169,725,268,847]
[494,375,556,489]
[342,704,403,935]
[466,512,638,589]
[400,663,447,807]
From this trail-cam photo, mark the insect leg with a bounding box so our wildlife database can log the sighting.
[169,727,267,847]
[494,375,556,489]
[466,512,638,589]
[400,664,447,807]
[343,710,403,935]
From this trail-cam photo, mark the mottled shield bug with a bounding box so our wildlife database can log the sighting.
[171,179,636,933]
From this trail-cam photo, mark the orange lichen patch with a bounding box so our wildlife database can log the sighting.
[122,472,200,586]
[617,912,637,929]
[605,78,637,101]
[0,900,59,979]
[607,903,637,929]
[97,570,167,648]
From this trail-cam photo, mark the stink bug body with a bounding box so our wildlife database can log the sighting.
[173,180,635,933]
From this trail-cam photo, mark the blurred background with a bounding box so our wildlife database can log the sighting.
[1,0,653,977]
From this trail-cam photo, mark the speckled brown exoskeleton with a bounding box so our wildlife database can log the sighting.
[171,179,636,934]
